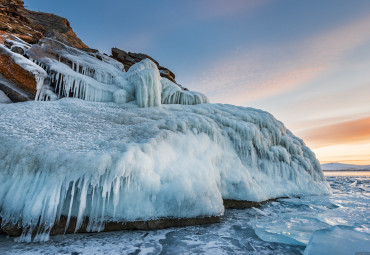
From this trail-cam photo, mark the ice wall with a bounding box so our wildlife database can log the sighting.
[0,99,330,241]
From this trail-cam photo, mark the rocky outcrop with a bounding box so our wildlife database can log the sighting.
[0,44,46,95]
[0,74,32,101]
[111,47,177,83]
[0,0,87,49]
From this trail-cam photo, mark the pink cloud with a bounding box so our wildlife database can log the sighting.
[194,13,370,105]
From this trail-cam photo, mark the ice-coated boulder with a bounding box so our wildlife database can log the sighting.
[0,44,46,96]
[0,99,330,241]
[111,47,177,83]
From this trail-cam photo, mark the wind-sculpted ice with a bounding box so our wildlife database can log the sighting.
[0,99,330,241]
[25,38,207,107]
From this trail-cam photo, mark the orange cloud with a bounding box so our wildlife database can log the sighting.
[298,117,370,148]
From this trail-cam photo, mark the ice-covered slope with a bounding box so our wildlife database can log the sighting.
[0,98,330,241]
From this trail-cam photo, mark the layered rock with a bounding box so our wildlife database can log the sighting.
[0,0,87,48]
[0,44,46,96]
[111,47,177,84]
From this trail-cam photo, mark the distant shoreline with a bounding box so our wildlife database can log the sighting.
[323,170,370,171]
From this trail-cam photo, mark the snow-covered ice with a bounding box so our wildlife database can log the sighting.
[0,98,330,241]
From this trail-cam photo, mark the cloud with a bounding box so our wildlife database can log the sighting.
[297,117,370,148]
[194,13,370,105]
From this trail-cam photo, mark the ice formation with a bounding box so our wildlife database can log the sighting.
[0,99,330,241]
[0,90,12,103]
[161,78,209,105]
[304,226,370,255]
[22,38,207,108]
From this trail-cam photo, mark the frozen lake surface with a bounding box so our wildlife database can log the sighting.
[0,173,369,255]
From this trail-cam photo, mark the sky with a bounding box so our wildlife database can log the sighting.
[25,0,370,165]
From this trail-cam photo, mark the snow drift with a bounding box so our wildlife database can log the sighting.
[0,98,330,241]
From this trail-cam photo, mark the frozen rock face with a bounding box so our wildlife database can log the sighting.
[0,35,207,106]
[111,47,177,84]
[0,99,330,241]
[0,44,46,96]
[24,38,208,107]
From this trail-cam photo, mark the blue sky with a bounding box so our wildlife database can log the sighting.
[25,0,370,164]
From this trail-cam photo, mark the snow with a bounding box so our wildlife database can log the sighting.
[304,226,370,255]
[0,90,12,103]
[3,34,31,55]
[322,163,370,171]
[0,99,330,241]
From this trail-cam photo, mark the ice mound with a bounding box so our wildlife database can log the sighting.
[23,38,208,107]
[304,226,370,255]
[0,99,330,241]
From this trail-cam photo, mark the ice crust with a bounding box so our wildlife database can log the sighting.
[0,99,330,241]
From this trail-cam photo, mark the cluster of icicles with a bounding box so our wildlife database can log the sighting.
[27,39,209,107]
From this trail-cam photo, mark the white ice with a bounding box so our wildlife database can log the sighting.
[304,226,370,255]
[0,90,12,103]
[0,99,330,241]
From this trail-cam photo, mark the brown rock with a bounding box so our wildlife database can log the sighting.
[1,215,221,236]
[111,47,177,83]
[0,0,87,49]
[223,197,289,209]
[0,45,43,96]
[0,74,33,102]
